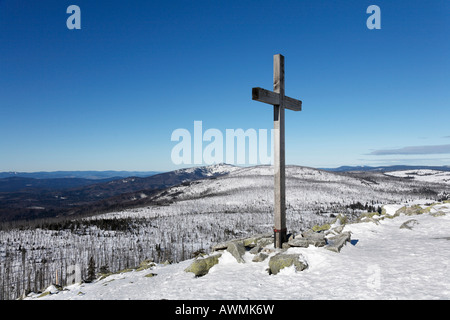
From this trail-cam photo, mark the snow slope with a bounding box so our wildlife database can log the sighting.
[384,169,450,185]
[28,201,450,300]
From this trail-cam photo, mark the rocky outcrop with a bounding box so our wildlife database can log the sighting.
[184,202,449,278]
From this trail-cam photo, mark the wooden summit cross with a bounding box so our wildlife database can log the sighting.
[252,54,302,248]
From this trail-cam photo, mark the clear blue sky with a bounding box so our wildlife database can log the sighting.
[1,0,449,171]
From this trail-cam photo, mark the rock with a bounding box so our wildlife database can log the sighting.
[184,253,222,277]
[249,245,262,255]
[227,241,246,263]
[144,272,157,278]
[288,231,326,248]
[256,237,274,248]
[400,219,419,230]
[395,205,425,216]
[301,229,326,240]
[288,237,325,248]
[212,233,272,252]
[312,223,331,232]
[359,217,380,225]
[262,247,276,254]
[430,211,446,217]
[252,252,269,262]
[324,225,344,236]
[243,233,272,247]
[325,231,351,253]
[268,253,308,275]
[136,259,155,271]
[211,241,229,251]
[287,238,309,247]
[282,242,291,249]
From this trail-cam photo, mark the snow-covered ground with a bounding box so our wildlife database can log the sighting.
[28,201,450,300]
[384,169,450,185]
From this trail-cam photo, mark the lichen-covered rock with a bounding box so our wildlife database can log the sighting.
[144,272,157,278]
[430,210,446,217]
[395,205,425,216]
[357,212,382,224]
[268,253,308,275]
[227,241,246,263]
[255,236,273,248]
[136,259,156,271]
[399,219,419,230]
[184,253,222,277]
[312,223,331,232]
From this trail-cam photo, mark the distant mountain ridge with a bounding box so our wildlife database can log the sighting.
[0,164,238,223]
[0,170,161,180]
[0,176,118,193]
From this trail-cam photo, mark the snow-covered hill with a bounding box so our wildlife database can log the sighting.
[143,165,449,217]
[27,201,450,300]
[2,165,449,300]
[384,169,450,185]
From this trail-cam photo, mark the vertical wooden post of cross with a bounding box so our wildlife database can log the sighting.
[273,54,286,248]
[252,54,302,248]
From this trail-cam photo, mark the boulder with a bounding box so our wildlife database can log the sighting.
[325,231,351,253]
[144,272,157,278]
[324,225,344,236]
[227,241,246,263]
[302,229,326,240]
[256,236,273,248]
[288,237,325,248]
[430,211,446,217]
[252,252,269,263]
[184,253,222,277]
[211,241,230,251]
[399,219,419,230]
[249,245,262,255]
[288,230,326,248]
[268,253,308,275]
[212,233,272,252]
[395,205,425,216]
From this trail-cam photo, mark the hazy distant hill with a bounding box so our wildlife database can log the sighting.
[0,170,161,180]
[0,164,237,223]
[0,176,118,193]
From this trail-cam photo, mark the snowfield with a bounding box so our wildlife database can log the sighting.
[28,201,450,300]
[384,169,450,185]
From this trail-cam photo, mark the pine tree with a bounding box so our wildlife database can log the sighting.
[86,256,96,283]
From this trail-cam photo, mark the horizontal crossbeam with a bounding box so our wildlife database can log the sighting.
[252,87,302,112]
